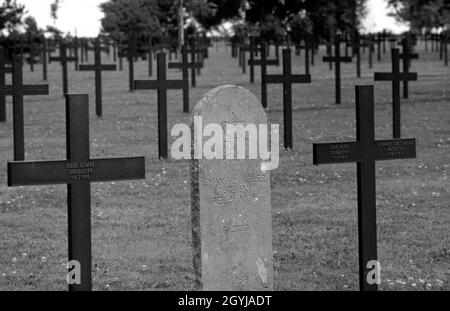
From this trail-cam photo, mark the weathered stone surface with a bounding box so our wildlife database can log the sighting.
[191,85,273,291]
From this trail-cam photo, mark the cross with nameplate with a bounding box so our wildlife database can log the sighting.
[313,85,417,291]
[374,49,417,139]
[0,55,49,161]
[399,38,419,99]
[79,38,117,117]
[323,35,352,105]
[7,94,145,291]
[135,53,188,159]
[265,49,311,150]
[0,46,12,122]
[249,42,279,109]
[50,42,77,95]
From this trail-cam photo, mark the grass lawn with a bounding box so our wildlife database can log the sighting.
[0,42,448,291]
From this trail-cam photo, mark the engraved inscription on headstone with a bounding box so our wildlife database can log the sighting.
[191,85,273,291]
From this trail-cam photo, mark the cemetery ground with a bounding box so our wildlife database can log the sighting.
[0,44,448,291]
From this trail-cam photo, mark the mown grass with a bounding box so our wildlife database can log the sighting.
[0,41,448,290]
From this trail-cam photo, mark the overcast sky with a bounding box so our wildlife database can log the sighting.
[16,0,408,37]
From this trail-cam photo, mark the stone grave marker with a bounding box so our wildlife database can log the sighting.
[191,85,274,291]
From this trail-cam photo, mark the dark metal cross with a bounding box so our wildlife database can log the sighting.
[239,43,250,74]
[41,40,49,81]
[362,35,375,69]
[184,40,203,87]
[135,53,188,159]
[376,33,383,61]
[0,55,49,161]
[169,44,202,89]
[247,37,257,83]
[50,42,78,95]
[374,49,417,139]
[323,35,352,105]
[296,38,312,75]
[350,33,363,78]
[265,49,311,150]
[249,42,280,109]
[147,37,153,77]
[186,45,204,77]
[399,38,419,99]
[168,45,200,113]
[7,94,145,291]
[440,35,448,66]
[0,46,12,122]
[313,85,417,291]
[79,37,117,117]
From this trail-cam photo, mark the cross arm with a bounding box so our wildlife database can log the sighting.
[399,53,419,60]
[313,142,361,165]
[187,62,203,69]
[8,157,145,186]
[374,72,417,81]
[134,80,188,90]
[79,64,117,71]
[168,62,183,69]
[375,139,416,161]
[8,160,70,186]
[248,59,279,66]
[88,157,145,182]
[49,56,77,63]
[264,74,311,84]
[290,75,311,84]
[0,85,49,96]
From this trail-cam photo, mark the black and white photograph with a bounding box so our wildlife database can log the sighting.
[0,0,448,298]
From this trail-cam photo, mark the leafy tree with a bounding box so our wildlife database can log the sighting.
[100,0,162,49]
[24,16,44,40]
[100,0,219,49]
[50,0,61,21]
[46,25,63,39]
[243,0,367,41]
[288,12,314,43]
[388,0,450,31]
[0,0,26,34]
[195,0,241,29]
